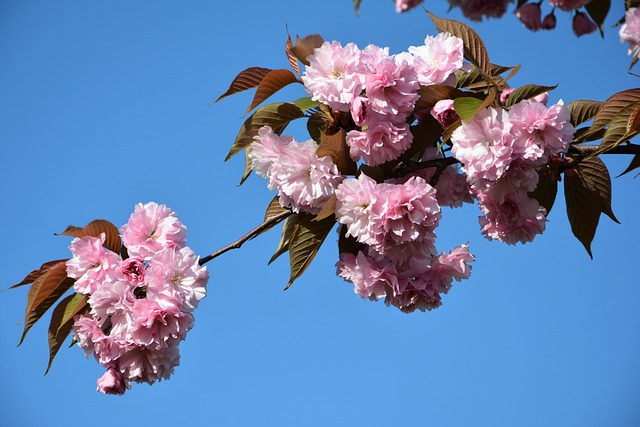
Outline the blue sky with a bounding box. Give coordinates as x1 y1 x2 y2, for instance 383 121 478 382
1 1 639 426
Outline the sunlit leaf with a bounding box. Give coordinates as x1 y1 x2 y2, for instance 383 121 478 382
226 102 305 161
246 69 300 114
589 88 640 133
20 262 75 345
567 100 602 127
314 194 337 222
10 259 69 289
285 29 300 76
290 34 324 66
286 214 336 289
504 84 557 109
57 219 121 254
292 96 319 112
598 101 640 153
216 67 272 103
453 97 484 123
426 11 491 77
317 129 358 175
46 292 88 374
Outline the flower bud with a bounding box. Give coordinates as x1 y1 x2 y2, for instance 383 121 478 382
541 12 557 30
572 11 597 37
515 3 542 31
430 99 459 129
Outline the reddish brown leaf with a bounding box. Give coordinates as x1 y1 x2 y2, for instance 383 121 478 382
249 196 290 240
290 34 324 66
504 84 556 109
338 225 363 256
20 261 75 345
46 292 88 374
617 153 640 177
567 100 602 127
414 85 467 114
285 30 300 75
590 88 640 132
246 69 300 114
598 101 640 154
216 67 272 103
529 164 559 214
10 259 69 289
58 219 121 254
317 129 358 175
269 214 301 265
314 194 337 222
576 156 619 223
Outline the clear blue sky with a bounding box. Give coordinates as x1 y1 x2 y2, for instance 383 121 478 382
1 1 639 426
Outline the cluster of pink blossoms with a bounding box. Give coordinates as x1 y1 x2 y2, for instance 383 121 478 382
67 202 208 395
450 93 574 244
620 8 640 61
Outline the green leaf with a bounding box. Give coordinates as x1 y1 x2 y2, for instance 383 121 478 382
354 0 362 15
453 97 485 122
529 164 559 215
414 85 467 114
292 96 319 112
46 292 88 374
426 11 491 78
317 129 357 175
246 69 300 114
567 100 602 127
225 102 305 161
10 259 69 289
20 261 75 345
504 84 557 109
57 219 121 254
617 153 640 177
598 101 640 153
290 34 324 66
286 214 336 289
216 67 272 103
585 0 611 37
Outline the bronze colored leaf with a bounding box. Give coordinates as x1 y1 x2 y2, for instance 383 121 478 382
226 102 305 161
406 116 442 158
338 225 363 256
269 214 301 265
617 153 640 177
504 84 557 109
290 34 324 66
46 292 88 374
456 64 516 92
20 261 75 345
216 67 272 103
529 164 559 214
414 85 467 114
239 147 253 185
58 219 121 254
585 0 611 37
354 0 362 15
249 196 290 240
286 214 336 289
246 69 300 114
598 101 640 153
307 111 325 144
567 100 602 127
10 259 69 289
317 129 358 175
575 156 619 223
285 30 300 76
589 88 640 133
572 126 606 144
314 194 337 222
426 11 491 77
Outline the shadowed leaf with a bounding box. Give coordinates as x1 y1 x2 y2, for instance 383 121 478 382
10 259 69 289
338 225 363 256
414 85 467 114
249 196 290 240
46 292 88 374
529 164 559 214
567 100 602 127
407 116 442 158
426 11 491 77
618 154 640 177
226 102 305 161
290 34 324 66
216 67 272 103
20 262 75 345
307 111 325 144
585 0 611 37
246 69 300 114
238 148 253 186
58 219 121 254
269 214 301 265
354 0 362 14
286 214 336 289
285 30 300 75
576 156 618 223
505 84 557 109
317 129 357 175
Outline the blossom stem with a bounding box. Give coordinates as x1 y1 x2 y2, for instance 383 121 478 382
199 210 292 266
384 156 459 180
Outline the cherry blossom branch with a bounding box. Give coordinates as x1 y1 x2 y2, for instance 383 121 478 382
384 156 460 181
569 142 640 157
199 210 292 266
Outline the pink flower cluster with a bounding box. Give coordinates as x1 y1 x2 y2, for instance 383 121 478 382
334 174 474 313
620 8 640 61
67 202 208 395
451 97 574 244
514 1 598 36
302 33 464 166
249 126 344 214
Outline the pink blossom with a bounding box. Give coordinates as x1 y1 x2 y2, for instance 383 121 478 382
248 126 294 178
335 174 385 248
500 88 515 105
431 99 459 129
395 0 423 13
302 41 365 111
337 251 399 300
409 32 464 86
88 279 137 337
73 315 126 365
120 257 146 284
120 202 187 259
549 0 591 12
97 367 127 395
447 0 512 22
432 165 475 208
620 8 640 60
450 107 514 189
116 345 180 385
66 234 121 295
129 299 194 351
515 3 543 31
477 190 547 244
572 11 598 37
346 114 413 166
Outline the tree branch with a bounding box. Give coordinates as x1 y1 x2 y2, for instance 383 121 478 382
199 210 292 266
384 156 460 180
569 142 640 156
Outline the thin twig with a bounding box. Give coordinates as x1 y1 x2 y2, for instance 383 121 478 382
199 210 292 266
384 156 460 180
